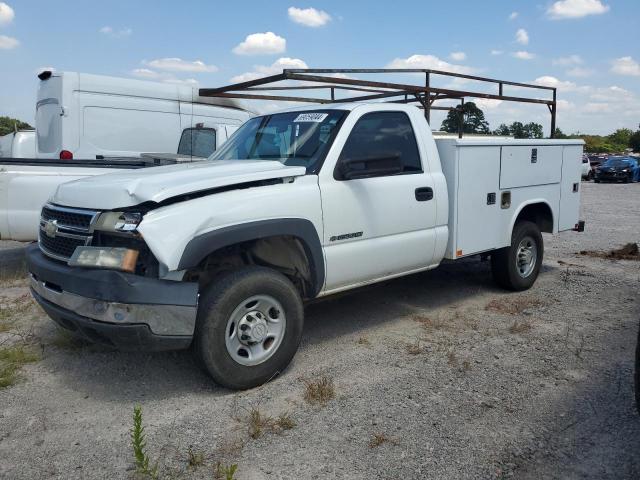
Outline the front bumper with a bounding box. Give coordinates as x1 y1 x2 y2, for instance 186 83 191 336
26 244 199 351
596 171 630 181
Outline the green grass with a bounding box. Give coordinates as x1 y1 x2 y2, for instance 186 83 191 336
131 405 158 478
0 345 40 388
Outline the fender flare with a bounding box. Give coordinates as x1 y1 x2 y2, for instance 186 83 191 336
509 199 556 237
177 218 325 297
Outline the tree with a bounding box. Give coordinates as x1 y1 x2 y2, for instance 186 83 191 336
441 102 490 135
630 130 640 152
553 127 568 139
607 128 632 149
0 116 32 136
493 121 544 139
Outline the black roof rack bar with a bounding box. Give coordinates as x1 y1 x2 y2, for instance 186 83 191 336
199 68 557 137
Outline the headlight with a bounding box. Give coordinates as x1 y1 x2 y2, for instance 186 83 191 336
68 247 139 272
94 211 142 232
622 169 629 173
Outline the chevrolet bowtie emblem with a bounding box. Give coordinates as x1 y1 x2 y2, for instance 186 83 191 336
44 219 58 238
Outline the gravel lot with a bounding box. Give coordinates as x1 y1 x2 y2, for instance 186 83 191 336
0 181 639 479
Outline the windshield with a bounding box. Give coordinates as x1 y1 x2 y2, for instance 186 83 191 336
603 158 632 167
210 110 347 172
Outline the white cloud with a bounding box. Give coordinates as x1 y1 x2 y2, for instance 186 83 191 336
99 26 132 38
589 85 633 102
475 98 503 109
512 51 535 60
230 57 308 83
131 68 162 79
491 49 504 56
552 55 583 66
144 58 218 73
288 7 331 27
449 51 466 61
611 56 640 76
533 75 577 90
232 32 286 55
566 67 593 77
509 11 518 20
547 0 610 20
0 34 18 49
583 102 610 113
515 28 529 45
386 54 476 74
0 2 14 25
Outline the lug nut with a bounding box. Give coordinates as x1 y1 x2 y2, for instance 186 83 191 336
240 324 249 331
241 335 249 341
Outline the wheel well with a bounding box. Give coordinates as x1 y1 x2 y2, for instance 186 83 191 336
184 235 315 298
515 203 553 233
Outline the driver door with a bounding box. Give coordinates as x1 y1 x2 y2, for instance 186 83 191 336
319 110 439 292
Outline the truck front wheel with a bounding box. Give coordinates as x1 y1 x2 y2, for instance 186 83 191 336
194 267 304 390
491 221 543 291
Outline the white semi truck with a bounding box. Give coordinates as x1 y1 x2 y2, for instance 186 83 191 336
26 97 584 389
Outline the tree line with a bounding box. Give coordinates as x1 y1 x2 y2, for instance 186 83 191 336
440 102 639 154
0 116 33 136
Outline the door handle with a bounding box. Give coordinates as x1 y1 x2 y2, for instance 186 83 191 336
415 187 433 202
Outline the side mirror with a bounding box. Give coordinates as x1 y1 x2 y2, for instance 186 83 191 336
337 152 403 180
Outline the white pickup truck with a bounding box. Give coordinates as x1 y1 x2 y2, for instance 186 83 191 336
26 103 584 389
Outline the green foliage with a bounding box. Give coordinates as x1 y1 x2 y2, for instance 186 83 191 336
0 116 32 136
215 462 238 480
494 121 544 139
441 102 491 134
0 345 40 389
131 405 157 478
608 128 633 147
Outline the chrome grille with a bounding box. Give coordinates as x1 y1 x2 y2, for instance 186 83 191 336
38 204 99 261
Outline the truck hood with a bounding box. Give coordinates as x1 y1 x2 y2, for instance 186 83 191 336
52 160 306 209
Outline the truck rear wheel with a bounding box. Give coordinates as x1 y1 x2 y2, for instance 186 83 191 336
193 267 304 390
491 221 543 291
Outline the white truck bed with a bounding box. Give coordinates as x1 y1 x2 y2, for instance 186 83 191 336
435 138 584 260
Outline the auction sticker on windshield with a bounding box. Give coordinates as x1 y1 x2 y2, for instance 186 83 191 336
294 113 329 123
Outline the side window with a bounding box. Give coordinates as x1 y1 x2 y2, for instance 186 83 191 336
337 111 422 178
177 128 217 158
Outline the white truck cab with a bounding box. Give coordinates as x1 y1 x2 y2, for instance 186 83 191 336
26 102 584 389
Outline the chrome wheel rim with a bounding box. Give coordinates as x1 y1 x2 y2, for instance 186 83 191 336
225 295 286 366
516 236 537 278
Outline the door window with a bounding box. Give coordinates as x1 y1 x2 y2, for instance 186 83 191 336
336 111 422 178
178 128 217 158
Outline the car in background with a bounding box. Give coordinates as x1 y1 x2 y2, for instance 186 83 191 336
594 156 640 183
581 154 593 180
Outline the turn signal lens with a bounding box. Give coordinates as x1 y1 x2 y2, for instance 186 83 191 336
68 247 139 273
59 150 73 160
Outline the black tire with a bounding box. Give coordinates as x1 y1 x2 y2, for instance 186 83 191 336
594 178 600 183
193 266 304 390
491 221 543 291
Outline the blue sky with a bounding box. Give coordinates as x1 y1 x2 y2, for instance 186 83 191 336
1 0 638 135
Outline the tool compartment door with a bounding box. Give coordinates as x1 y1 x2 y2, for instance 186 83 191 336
456 146 502 256
500 146 562 189
558 145 582 231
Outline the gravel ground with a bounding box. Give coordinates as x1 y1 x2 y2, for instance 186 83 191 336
0 181 639 479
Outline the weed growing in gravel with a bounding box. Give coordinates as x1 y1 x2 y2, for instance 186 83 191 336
485 297 542 315
357 336 371 347
245 408 296 439
405 341 422 355
187 446 204 470
0 344 40 388
214 462 238 480
368 433 398 448
0 294 33 324
413 314 447 330
302 375 335 406
0 262 27 287
447 351 458 367
131 405 158 478
508 320 532 334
